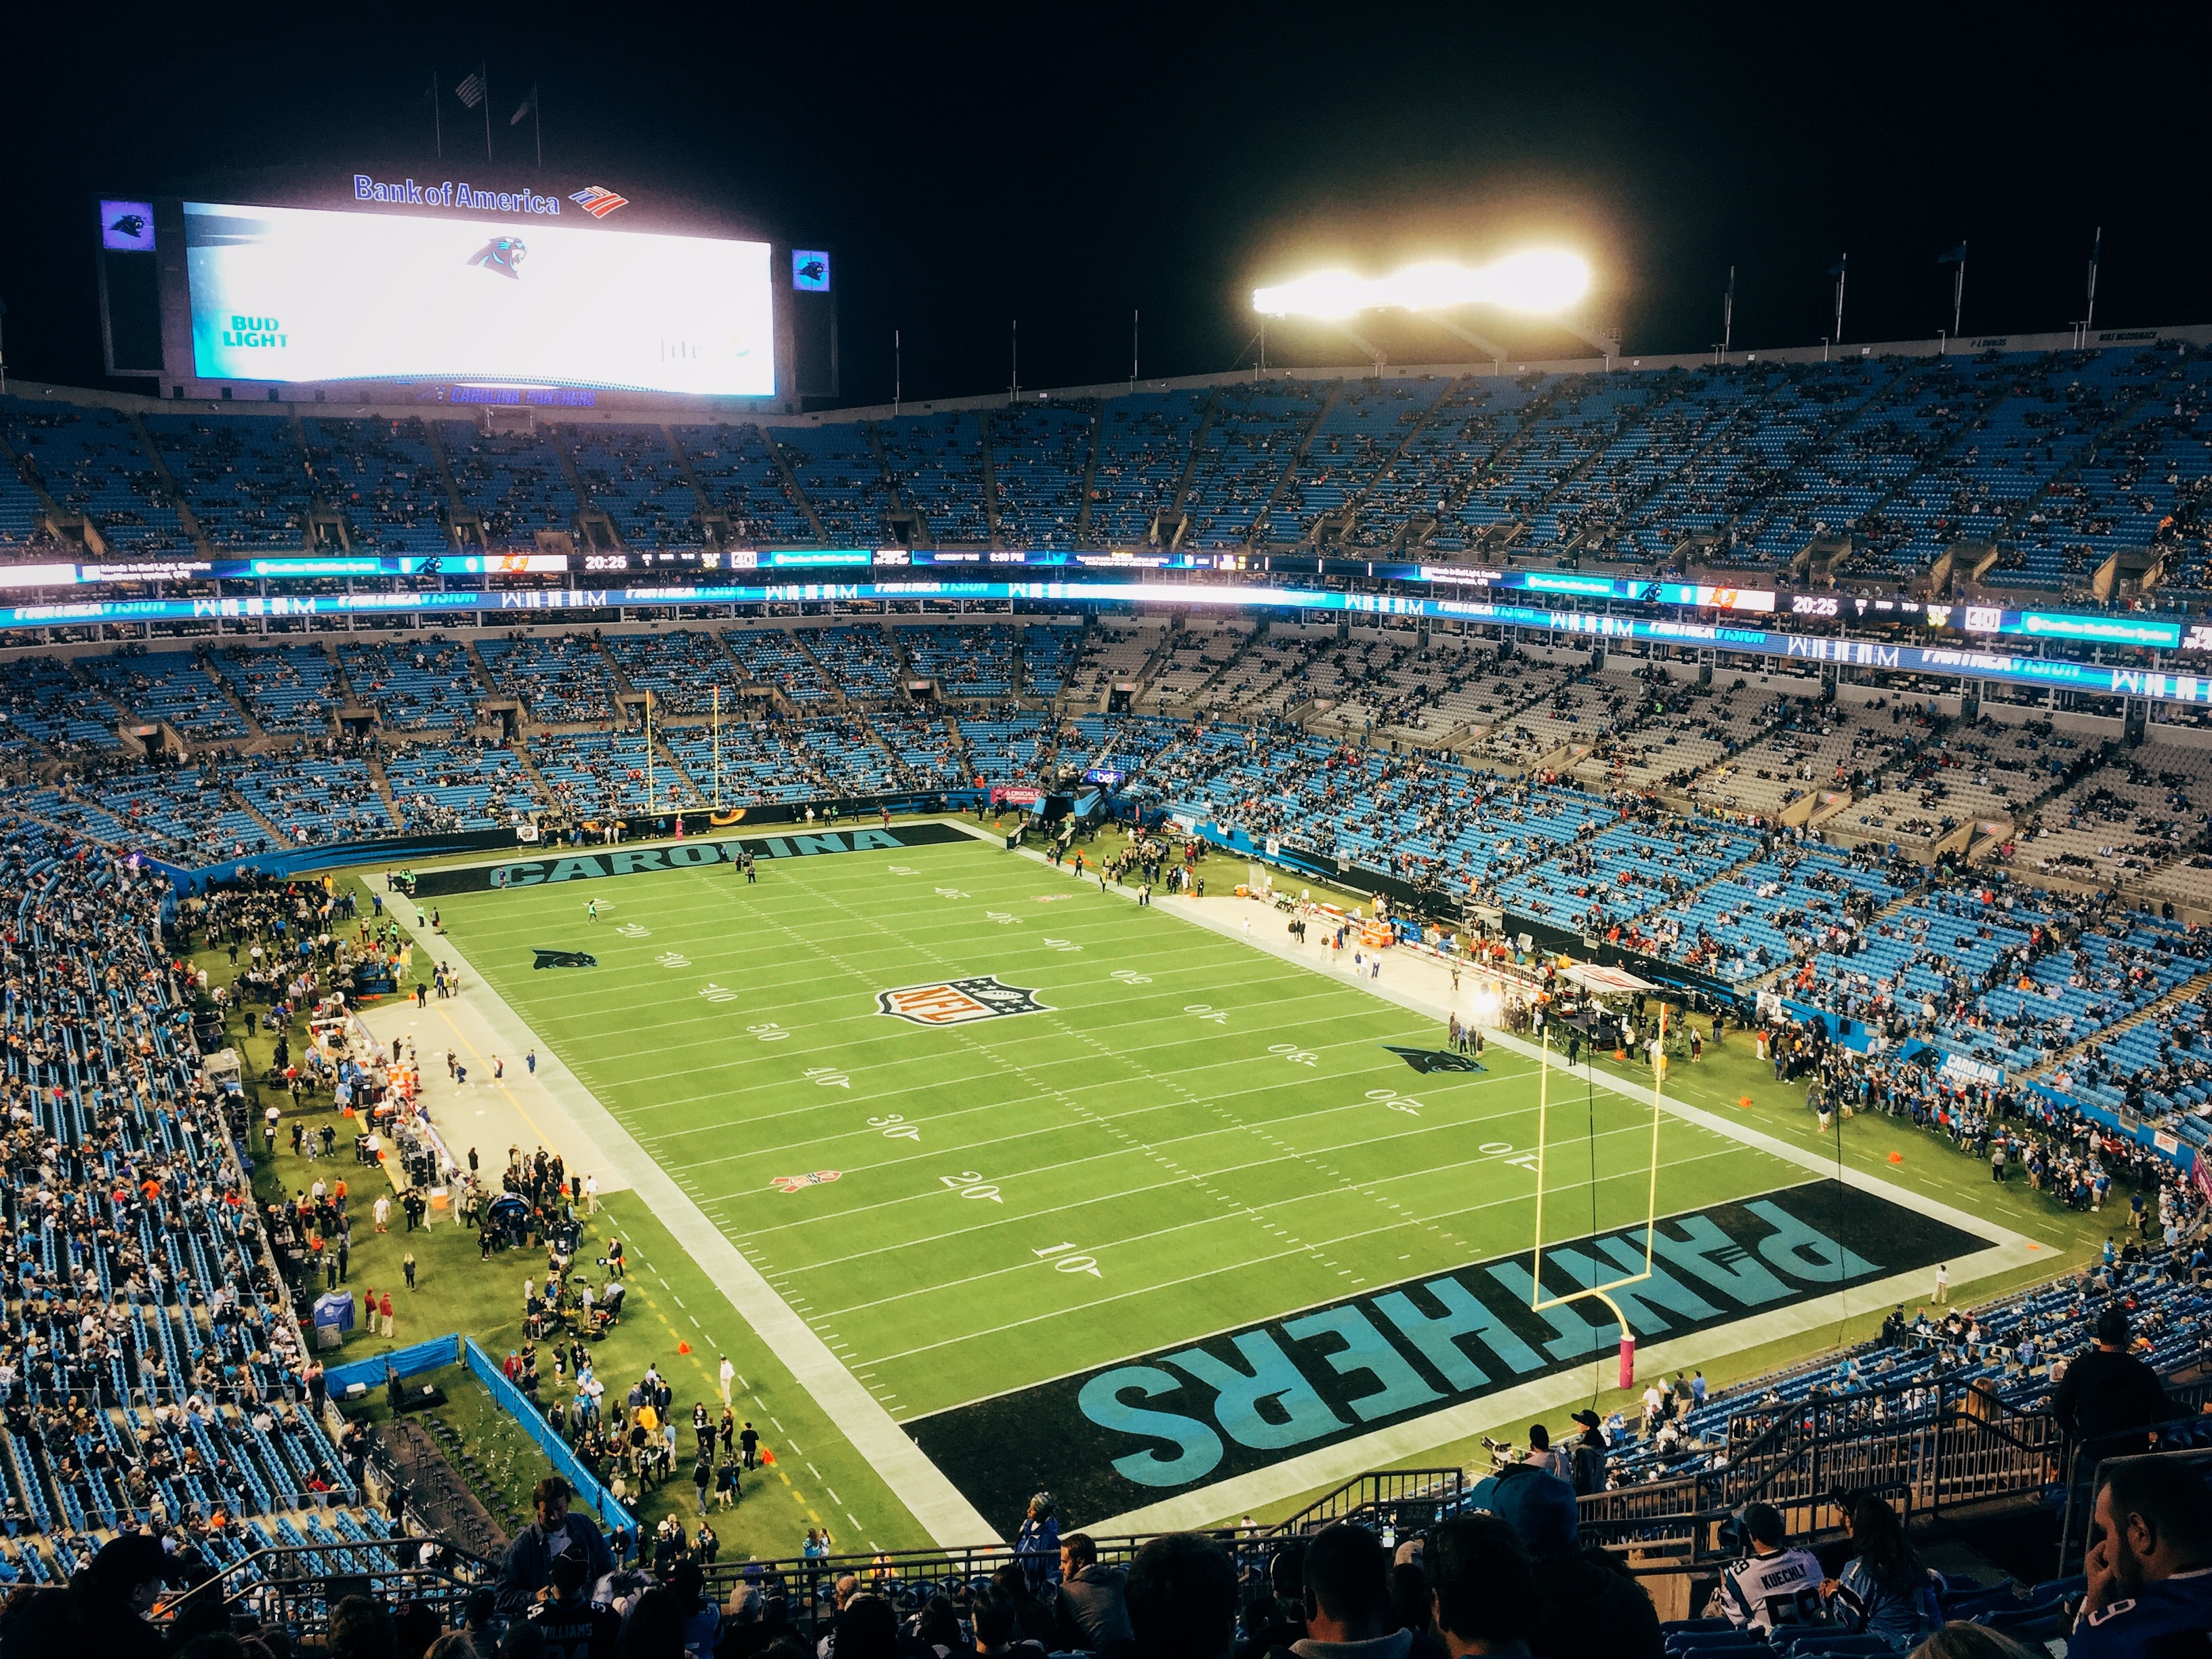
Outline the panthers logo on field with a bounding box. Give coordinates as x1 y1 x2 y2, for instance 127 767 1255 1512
877 975 1050 1027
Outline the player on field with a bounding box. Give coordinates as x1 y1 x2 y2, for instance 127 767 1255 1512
586 899 598 923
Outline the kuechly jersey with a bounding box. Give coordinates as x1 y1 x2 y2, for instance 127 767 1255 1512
1721 1547 1829 1631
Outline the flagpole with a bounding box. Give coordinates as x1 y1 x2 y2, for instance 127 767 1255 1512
482 60 492 163
2086 228 2101 331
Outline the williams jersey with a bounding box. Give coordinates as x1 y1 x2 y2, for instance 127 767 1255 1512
1721 1547 1829 1633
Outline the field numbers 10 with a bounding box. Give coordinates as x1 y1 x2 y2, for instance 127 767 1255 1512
939 1171 1003 1203
1185 1003 1229 1025
1034 1241 1102 1278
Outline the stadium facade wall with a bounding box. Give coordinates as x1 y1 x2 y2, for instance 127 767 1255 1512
18 321 2212 430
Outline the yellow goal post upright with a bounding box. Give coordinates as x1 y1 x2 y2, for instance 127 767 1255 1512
1528 1006 1668 1390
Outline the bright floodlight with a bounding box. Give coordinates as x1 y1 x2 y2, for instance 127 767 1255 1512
1252 250 1590 318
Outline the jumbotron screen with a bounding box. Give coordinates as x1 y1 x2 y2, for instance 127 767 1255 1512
182 201 775 396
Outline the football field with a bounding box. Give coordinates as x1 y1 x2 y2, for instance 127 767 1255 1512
422 826 1985 1536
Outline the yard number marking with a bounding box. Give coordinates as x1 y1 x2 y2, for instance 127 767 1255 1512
805 1067 851 1090
1365 1087 1422 1116
938 1171 1003 1203
1185 1003 1229 1025
1268 1042 1318 1067
867 1113 921 1141
1033 1241 1101 1278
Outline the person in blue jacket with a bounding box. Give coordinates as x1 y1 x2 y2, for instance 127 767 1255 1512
2072 1455 2212 1657
1015 1490 1062 1592
1821 1494 1940 1651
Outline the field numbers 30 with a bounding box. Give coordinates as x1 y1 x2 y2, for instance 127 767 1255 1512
868 1113 922 1141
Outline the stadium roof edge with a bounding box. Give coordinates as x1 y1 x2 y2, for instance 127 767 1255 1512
12 321 2208 430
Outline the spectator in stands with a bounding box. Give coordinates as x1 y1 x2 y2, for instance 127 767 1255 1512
328 1593 402 1659
1015 1492 1062 1591
527 1550 618 1659
1522 1425 1567 1481
1056 1532 1135 1652
2074 1454 2212 1655
1713 1502 1824 1634
1292 1523 1404 1659
1127 1533 1240 1659
1471 1456 1661 1659
2053 1308 2174 1450
1821 1495 1941 1651
498 1475 615 1614
1425 1513 1539 1658
63 1532 171 1659
1568 1410 1609 1495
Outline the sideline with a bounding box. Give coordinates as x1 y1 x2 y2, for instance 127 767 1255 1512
377 838 1004 1549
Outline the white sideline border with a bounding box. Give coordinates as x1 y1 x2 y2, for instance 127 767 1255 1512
376 823 1007 1548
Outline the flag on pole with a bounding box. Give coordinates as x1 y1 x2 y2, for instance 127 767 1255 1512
1938 243 1967 264
1828 255 1848 276
454 71 485 108
510 84 537 126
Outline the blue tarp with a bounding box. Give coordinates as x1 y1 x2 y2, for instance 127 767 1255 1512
464 1336 635 1536
324 1333 462 1395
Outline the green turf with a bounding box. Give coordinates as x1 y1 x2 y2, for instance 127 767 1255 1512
429 836 1805 1431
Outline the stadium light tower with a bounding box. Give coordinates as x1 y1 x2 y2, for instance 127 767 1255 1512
1251 251 1611 363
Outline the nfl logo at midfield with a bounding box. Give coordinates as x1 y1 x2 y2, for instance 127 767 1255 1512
877 975 1050 1027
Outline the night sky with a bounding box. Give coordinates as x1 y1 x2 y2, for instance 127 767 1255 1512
5 3 2203 405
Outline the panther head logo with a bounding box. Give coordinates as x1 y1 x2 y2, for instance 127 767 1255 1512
108 213 149 241
468 236 527 278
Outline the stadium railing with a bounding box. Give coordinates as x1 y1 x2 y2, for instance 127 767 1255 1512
161 1536 497 1634
1267 1466 1468 1536
1576 1372 2068 1563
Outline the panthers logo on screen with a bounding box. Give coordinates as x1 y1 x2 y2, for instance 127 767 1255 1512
468 236 527 279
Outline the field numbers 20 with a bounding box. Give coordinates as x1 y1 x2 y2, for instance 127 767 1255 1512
939 1171 1003 1203
1365 1087 1422 1116
1034 1241 1102 1278
1110 970 1151 985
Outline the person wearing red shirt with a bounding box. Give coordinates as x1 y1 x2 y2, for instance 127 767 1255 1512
380 1291 394 1338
